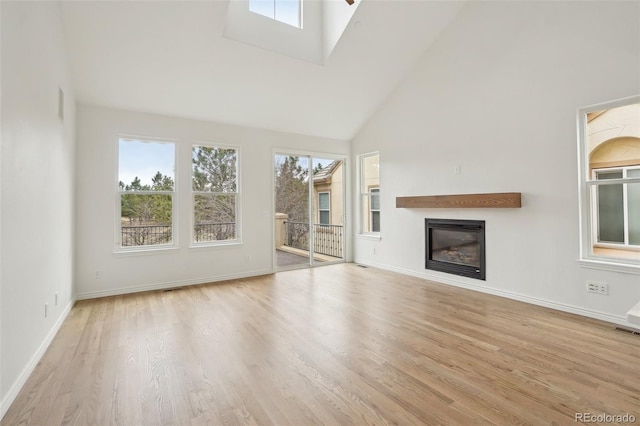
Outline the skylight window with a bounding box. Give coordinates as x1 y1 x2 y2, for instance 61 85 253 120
225 0 359 64
249 0 302 28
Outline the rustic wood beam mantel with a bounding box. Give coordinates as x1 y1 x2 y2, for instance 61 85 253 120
396 192 522 209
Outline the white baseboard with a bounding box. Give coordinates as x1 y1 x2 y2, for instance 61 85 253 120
356 259 639 330
0 299 75 420
627 301 640 325
76 268 274 300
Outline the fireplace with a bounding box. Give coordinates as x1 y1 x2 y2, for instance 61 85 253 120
425 218 485 280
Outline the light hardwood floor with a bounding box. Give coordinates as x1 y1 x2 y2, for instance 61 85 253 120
3 264 639 425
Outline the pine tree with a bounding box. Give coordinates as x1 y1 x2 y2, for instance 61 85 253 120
192 147 237 229
275 156 309 222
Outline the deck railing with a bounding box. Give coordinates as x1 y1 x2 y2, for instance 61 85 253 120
194 222 236 242
121 224 172 247
121 221 340 255
285 222 343 258
121 222 236 246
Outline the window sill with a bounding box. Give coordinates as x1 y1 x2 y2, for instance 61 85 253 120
357 233 381 241
577 258 640 275
189 240 243 250
114 246 180 257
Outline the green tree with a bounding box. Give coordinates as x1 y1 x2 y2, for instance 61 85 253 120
275 156 308 222
192 147 237 236
192 147 237 192
124 176 150 191
149 171 173 224
151 171 174 191
120 172 174 225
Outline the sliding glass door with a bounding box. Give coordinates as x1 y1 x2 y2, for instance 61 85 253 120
274 153 345 270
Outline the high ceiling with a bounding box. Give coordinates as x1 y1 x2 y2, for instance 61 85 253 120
60 0 464 140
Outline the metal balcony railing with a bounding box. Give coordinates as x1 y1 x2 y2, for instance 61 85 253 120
121 222 236 246
121 221 340 255
285 221 343 258
194 222 236 242
121 224 172 247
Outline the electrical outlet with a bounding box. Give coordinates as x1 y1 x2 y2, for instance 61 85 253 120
95 271 101 280
55 292 58 306
44 303 48 318
586 281 608 295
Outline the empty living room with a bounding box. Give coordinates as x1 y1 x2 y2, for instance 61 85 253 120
1 0 639 425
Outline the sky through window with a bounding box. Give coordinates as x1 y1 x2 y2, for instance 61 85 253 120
249 0 301 28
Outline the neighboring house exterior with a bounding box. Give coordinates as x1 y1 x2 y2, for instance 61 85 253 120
312 160 344 226
587 103 640 260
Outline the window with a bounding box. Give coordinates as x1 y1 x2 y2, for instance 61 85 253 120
593 167 640 246
117 138 175 249
359 152 380 234
318 192 330 225
192 144 239 244
370 187 380 232
578 95 640 270
249 0 301 28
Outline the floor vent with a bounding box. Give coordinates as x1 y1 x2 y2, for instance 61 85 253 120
163 287 183 292
615 326 640 336
358 264 368 268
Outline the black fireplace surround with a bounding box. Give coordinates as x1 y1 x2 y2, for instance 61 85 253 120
425 218 485 280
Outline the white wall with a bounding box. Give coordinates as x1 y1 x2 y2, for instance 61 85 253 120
322 0 359 60
75 104 350 299
352 1 640 326
1 1 76 416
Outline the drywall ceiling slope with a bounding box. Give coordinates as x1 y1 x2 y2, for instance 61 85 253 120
60 1 464 140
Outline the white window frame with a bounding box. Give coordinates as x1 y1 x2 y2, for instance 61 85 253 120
318 191 330 225
191 143 241 247
592 166 640 249
577 95 640 273
358 152 381 237
115 137 177 253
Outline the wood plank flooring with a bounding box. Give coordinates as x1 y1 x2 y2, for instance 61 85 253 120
3 264 639 425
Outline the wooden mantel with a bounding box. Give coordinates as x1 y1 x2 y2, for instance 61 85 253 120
396 192 522 209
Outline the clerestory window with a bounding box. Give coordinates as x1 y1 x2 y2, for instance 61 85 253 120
249 0 302 28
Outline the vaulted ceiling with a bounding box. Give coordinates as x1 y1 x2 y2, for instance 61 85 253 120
60 0 465 140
